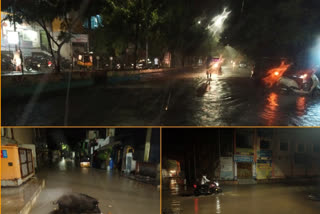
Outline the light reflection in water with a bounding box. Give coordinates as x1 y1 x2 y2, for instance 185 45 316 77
262 92 279 125
169 179 179 196
171 199 182 214
296 96 306 116
194 198 199 214
58 158 66 171
216 196 221 214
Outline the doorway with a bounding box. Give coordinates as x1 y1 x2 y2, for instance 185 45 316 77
237 162 252 178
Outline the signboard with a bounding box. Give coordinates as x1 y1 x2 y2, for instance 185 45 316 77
258 150 272 160
234 155 253 162
71 34 88 43
220 157 233 179
235 148 254 155
256 160 272 179
1 150 8 158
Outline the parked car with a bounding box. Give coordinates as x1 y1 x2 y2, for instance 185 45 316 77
239 61 248 68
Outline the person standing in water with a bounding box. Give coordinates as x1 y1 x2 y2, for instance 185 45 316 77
206 56 212 79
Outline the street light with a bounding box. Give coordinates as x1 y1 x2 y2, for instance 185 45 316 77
208 8 231 35
198 20 201 24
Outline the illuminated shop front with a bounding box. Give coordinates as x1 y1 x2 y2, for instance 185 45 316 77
1 12 43 56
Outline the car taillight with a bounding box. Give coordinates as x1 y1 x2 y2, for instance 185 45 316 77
193 184 197 188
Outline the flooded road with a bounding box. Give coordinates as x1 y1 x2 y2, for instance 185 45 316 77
163 179 320 214
30 159 160 214
3 66 320 126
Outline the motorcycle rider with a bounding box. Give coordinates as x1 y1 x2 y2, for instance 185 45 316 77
201 174 210 186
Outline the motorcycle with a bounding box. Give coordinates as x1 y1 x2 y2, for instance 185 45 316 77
25 55 53 71
277 67 320 95
193 181 222 196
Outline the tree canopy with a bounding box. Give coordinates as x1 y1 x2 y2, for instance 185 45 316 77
222 0 320 63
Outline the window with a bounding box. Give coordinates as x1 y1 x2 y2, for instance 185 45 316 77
220 129 233 156
297 143 304 152
236 129 254 148
1 128 5 137
280 141 288 151
314 144 320 153
260 140 270 149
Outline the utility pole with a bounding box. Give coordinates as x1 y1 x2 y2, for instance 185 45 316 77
146 39 149 68
13 0 17 51
193 142 197 180
241 0 245 15
144 128 152 162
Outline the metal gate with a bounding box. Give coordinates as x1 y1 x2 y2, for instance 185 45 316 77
19 148 34 178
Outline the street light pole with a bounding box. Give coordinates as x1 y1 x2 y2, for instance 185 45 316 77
241 0 245 14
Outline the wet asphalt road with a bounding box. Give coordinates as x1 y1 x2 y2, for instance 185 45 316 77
30 159 160 214
163 179 320 214
3 66 320 126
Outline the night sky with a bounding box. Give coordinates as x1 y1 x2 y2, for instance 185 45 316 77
163 128 320 157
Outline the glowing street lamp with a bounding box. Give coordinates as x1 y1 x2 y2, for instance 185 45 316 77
8 31 19 45
208 8 231 35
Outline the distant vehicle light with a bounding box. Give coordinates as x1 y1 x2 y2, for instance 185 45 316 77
193 184 197 188
37 64 41 68
80 161 90 168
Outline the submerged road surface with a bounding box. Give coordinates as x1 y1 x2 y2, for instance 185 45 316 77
30 159 160 214
3 66 320 126
163 179 320 214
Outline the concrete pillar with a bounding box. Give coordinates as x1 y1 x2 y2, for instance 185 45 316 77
144 128 152 162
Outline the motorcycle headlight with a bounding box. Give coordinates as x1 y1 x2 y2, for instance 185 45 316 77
37 64 41 68
299 74 307 79
215 182 219 187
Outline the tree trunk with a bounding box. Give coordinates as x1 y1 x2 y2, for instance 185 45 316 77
56 45 62 73
44 30 57 72
133 23 139 70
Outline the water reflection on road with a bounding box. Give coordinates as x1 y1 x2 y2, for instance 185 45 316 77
163 178 320 214
3 66 320 126
30 158 159 214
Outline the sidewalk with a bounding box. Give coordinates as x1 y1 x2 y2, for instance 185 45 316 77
1 177 45 214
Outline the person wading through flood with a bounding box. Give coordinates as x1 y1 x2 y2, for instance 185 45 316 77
206 55 213 79
13 49 22 72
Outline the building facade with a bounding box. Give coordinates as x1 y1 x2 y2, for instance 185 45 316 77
222 129 320 182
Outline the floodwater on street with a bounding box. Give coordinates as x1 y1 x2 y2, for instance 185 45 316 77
3 66 320 126
162 179 320 214
30 158 160 214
